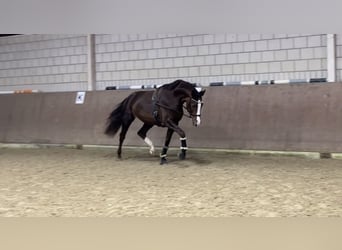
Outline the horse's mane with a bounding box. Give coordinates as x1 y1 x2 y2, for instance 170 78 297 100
161 79 194 91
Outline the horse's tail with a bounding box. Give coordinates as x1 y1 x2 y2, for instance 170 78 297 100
104 96 131 137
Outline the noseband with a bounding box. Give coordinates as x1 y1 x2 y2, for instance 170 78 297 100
183 98 203 119
152 89 203 121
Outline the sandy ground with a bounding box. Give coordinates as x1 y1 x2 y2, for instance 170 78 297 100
0 147 341 217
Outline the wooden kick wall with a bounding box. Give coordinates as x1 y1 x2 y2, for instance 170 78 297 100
1 83 342 153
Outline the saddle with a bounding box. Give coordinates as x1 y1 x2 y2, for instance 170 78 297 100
152 86 183 126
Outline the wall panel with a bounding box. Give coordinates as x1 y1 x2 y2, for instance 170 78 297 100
1 83 342 153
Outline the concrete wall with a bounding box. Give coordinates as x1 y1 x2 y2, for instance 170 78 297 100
0 35 88 92
95 34 327 89
335 35 342 81
0 34 331 92
1 83 342 153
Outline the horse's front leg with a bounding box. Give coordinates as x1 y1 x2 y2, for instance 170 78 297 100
179 136 187 160
160 128 174 165
165 120 187 161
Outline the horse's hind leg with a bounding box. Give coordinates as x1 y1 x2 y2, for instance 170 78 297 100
117 115 135 158
137 123 154 155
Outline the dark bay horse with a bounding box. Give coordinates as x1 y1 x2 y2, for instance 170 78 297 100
105 79 205 164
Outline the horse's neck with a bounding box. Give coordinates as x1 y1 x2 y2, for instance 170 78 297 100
164 80 185 90
155 87 187 109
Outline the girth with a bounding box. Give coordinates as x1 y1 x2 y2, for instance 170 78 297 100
152 90 163 126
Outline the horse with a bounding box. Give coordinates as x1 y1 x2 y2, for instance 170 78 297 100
104 79 206 165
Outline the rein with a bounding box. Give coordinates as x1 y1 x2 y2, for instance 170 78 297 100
155 101 180 114
154 98 201 119
152 90 202 120
182 99 203 119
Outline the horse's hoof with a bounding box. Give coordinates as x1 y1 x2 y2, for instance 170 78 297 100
160 158 168 165
178 152 186 160
149 148 155 155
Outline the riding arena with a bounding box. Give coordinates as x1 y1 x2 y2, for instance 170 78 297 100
0 34 341 217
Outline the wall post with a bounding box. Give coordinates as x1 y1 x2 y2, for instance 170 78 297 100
327 34 336 82
87 34 96 91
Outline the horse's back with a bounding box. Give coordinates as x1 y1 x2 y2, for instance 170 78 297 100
130 90 153 104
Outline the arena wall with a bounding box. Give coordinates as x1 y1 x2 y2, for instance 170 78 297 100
1 82 342 153
0 34 330 92
0 35 88 92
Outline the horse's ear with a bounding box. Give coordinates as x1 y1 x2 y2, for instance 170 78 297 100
200 89 206 96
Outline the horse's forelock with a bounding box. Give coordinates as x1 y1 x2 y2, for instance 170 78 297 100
191 89 200 100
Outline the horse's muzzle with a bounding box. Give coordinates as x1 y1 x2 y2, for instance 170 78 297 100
192 115 201 126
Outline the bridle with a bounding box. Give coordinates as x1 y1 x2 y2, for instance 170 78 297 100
182 98 203 120
152 89 203 121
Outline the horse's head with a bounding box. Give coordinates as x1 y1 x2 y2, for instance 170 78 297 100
174 85 205 126
188 87 205 126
